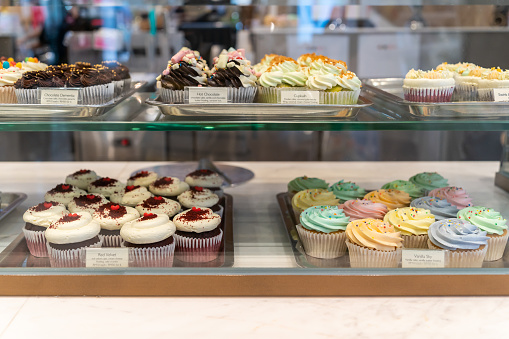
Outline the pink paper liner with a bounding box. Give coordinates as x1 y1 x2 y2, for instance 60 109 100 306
123 240 175 267
484 232 509 261
174 229 223 262
0 87 17 103
296 224 347 259
346 240 402 268
401 234 428 249
427 240 487 268
99 234 123 248
403 86 454 103
47 238 103 268
22 228 48 258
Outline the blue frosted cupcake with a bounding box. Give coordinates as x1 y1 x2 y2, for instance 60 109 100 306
411 197 458 221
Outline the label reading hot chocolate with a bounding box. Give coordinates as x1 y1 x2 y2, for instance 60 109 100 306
279 90 319 104
40 89 80 105
493 89 509 102
402 249 445 268
186 87 228 104
86 248 129 268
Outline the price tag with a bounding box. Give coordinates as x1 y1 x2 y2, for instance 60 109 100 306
279 90 319 104
493 88 509 102
187 87 228 104
86 248 129 268
40 89 80 105
402 249 445 268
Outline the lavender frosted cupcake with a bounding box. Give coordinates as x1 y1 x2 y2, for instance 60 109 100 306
411 196 459 221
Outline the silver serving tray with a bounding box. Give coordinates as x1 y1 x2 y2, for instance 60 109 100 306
145 96 372 120
0 81 146 119
0 192 27 222
364 78 509 119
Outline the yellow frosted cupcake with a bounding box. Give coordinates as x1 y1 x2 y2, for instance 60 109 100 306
364 189 410 210
384 207 435 248
291 189 339 219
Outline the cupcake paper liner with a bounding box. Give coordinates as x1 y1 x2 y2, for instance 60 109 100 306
15 88 38 104
320 89 360 105
484 231 509 261
478 88 496 102
453 82 478 102
227 86 257 103
99 234 123 248
22 228 48 258
346 240 402 268
80 83 114 105
124 241 175 267
123 78 132 94
258 87 278 103
403 86 454 103
113 80 123 98
296 224 347 259
47 238 103 268
160 88 185 104
427 240 487 268
0 86 17 103
174 229 223 263
402 234 428 249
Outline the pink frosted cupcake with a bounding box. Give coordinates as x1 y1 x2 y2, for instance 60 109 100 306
403 69 455 102
93 202 140 247
428 186 473 209
339 199 388 221
22 201 67 257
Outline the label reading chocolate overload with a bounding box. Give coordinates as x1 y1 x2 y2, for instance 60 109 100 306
40 89 80 105
187 87 228 104
86 248 129 268
493 88 509 102
279 90 319 104
402 249 445 268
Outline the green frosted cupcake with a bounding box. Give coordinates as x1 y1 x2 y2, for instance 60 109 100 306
409 172 448 192
382 180 423 199
328 180 366 203
287 176 328 198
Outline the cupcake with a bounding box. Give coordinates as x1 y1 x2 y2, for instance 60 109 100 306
110 185 152 207
458 206 508 261
87 177 125 198
411 196 459 221
328 180 366 203
452 65 486 101
65 169 99 190
135 196 181 219
177 187 222 217
428 186 473 209
22 201 67 257
384 207 435 248
287 175 328 199
258 56 307 103
0 61 23 103
120 213 176 267
291 189 339 219
427 218 488 267
173 207 223 262
13 70 39 103
44 184 86 207
68 194 109 214
149 177 190 200
184 170 224 197
345 218 403 268
45 212 102 267
363 189 410 210
338 199 388 221
93 202 140 247
409 172 449 192
381 180 423 199
101 60 131 96
478 68 509 101
253 53 278 74
126 170 158 187
20 57 48 72
296 205 350 259
403 69 455 102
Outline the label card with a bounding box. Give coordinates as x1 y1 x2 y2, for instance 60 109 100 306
402 249 445 268
40 89 80 105
86 248 129 268
493 88 509 102
279 90 319 104
187 87 228 104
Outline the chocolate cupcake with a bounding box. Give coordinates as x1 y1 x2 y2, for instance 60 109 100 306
44 183 86 207
177 187 222 217
93 202 140 247
110 185 152 207
149 176 189 200
102 60 131 95
135 196 181 219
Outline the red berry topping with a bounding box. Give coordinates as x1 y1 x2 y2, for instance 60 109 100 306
154 196 163 200
86 194 95 199
144 213 154 217
61 184 70 190
194 186 203 192
164 177 173 182
127 185 135 191
140 171 148 175
111 205 120 210
104 177 111 181
192 207 202 212
78 169 90 174
43 202 53 209
69 213 78 217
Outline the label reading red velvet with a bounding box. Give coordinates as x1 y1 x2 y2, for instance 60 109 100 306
493 89 509 102
86 248 128 268
40 89 79 105
186 87 228 104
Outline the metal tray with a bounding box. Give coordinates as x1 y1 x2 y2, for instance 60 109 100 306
364 78 509 119
0 81 146 119
0 192 27 223
0 194 234 268
145 96 372 120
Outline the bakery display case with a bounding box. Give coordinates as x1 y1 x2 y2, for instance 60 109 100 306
1 1 509 296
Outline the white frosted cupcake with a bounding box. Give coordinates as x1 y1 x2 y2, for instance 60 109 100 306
184 170 224 197
93 202 140 247
177 187 222 217
87 177 125 198
149 177 190 200
65 169 99 190
383 207 435 248
403 69 455 102
135 196 182 219
44 184 86 207
126 170 158 187
68 194 109 214
0 64 23 103
478 68 509 101
110 185 152 207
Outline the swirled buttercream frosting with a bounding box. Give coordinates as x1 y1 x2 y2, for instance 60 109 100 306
409 172 448 191
381 180 423 199
363 189 410 210
428 218 488 250
457 206 507 235
45 212 100 244
292 189 339 212
328 180 366 202
410 197 458 221
338 199 388 221
177 187 219 209
120 213 176 244
299 205 350 233
383 207 435 236
346 218 403 251
23 201 67 227
173 207 221 233
288 176 328 192
428 186 472 209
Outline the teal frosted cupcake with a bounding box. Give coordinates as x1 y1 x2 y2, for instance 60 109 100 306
409 172 448 192
296 205 350 259
328 180 366 203
382 180 423 199
287 176 328 198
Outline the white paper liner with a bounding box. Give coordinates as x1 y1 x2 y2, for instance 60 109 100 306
113 80 123 98
22 227 48 257
478 88 495 102
346 240 402 268
99 234 123 248
0 86 17 103
403 86 454 103
401 234 428 249
427 239 487 268
174 229 223 262
320 89 360 105
123 78 132 94
160 88 185 103
296 224 347 258
123 240 175 267
453 82 478 102
15 88 38 104
47 238 103 267
484 232 509 261
80 83 114 105
258 87 278 103
227 86 257 103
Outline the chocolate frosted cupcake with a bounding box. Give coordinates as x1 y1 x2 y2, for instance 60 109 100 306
126 170 158 187
44 183 86 207
68 193 109 214
65 169 99 190
135 196 182 219
149 176 190 200
110 185 152 207
184 170 224 197
88 177 125 198
177 187 222 217
22 201 68 257
173 207 223 262
101 60 131 96
45 212 102 267
13 70 39 103
93 202 140 247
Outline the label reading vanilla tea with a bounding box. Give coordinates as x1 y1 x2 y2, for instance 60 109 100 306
402 249 445 268
186 87 228 104
40 89 80 105
279 90 319 104
86 248 129 268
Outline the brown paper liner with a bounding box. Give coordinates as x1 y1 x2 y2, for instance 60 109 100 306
174 229 223 262
484 230 509 261
427 240 487 267
296 224 347 259
346 240 401 268
401 234 428 249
